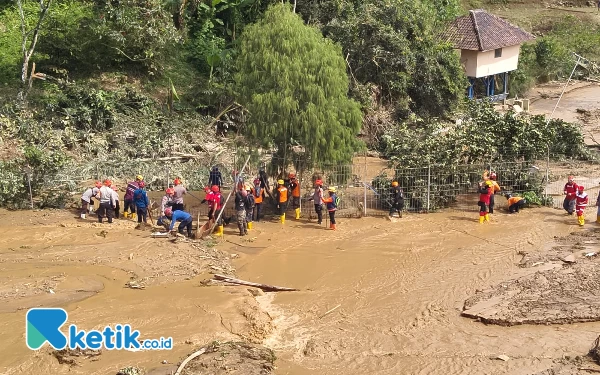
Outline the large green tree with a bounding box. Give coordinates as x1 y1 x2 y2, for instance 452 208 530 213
235 4 362 167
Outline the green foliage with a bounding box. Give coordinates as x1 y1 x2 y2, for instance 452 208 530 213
380 100 591 168
235 4 363 168
297 0 466 118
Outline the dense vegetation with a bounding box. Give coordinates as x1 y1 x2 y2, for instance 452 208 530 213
0 0 596 208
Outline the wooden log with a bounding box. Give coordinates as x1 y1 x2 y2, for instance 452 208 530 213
213 274 299 292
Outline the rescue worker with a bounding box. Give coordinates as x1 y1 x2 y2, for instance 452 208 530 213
505 193 526 213
488 172 501 214
80 181 101 219
206 185 219 220
288 173 301 220
322 186 338 230
273 179 288 224
111 184 120 219
308 179 324 224
389 181 404 218
477 181 492 224
251 178 265 222
596 186 600 224
165 208 193 238
157 188 175 227
97 179 116 224
208 166 223 190
258 164 270 192
124 175 143 220
576 185 588 226
563 175 578 215
134 181 150 224
234 188 248 236
172 178 186 211
244 185 255 230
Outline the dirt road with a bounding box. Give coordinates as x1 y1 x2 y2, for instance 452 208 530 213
1 202 599 374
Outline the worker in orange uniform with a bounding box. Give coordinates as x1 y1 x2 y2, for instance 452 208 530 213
251 178 265 222
322 186 339 230
504 193 526 213
273 179 288 224
488 172 501 214
288 173 301 220
576 185 588 226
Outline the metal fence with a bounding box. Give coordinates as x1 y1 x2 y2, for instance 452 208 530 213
9 150 600 218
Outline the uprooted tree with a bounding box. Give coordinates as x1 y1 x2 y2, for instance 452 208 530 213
234 4 363 169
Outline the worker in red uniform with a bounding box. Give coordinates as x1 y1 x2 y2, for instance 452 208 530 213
477 181 492 224
576 185 588 226
563 175 578 215
288 173 301 220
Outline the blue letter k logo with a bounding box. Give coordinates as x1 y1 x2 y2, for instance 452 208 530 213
26 308 68 350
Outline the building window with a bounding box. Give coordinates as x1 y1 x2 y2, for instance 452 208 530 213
494 48 502 58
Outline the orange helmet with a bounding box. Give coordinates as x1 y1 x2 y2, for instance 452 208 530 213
166 188 175 195
391 181 399 187
315 179 322 186
103 179 112 186
95 181 102 188
211 185 219 192
174 178 181 185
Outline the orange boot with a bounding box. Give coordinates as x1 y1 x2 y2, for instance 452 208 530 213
331 224 336 230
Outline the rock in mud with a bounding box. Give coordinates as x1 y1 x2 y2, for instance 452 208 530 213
178 341 276 375
52 348 102 366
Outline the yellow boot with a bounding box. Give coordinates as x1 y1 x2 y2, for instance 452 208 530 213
596 215 600 224
215 225 224 236
123 212 129 219
131 212 137 221
579 216 585 226
247 222 253 230
485 213 490 222
280 214 285 224
479 215 484 224
295 208 300 220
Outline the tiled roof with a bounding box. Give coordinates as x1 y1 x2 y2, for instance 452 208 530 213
442 9 535 51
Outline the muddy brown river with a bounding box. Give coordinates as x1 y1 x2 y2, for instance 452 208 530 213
0 205 599 374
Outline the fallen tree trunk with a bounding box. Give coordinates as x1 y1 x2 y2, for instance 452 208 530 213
213 274 299 292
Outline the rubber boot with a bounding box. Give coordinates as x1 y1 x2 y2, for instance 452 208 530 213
579 216 585 226
295 208 300 220
484 213 490 222
596 215 600 224
247 222 253 230
215 225 224 236
331 224 336 230
80 213 86 219
280 214 285 224
238 223 245 236
479 215 484 224
123 212 129 219
131 212 137 221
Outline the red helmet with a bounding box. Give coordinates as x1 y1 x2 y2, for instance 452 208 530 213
174 178 181 185
254 178 260 185
138 181 146 188
211 185 219 192
289 172 296 179
490 172 497 180
95 181 102 188
164 208 172 216
103 179 112 186
203 186 210 193
315 179 322 186
578 185 585 191
166 188 175 195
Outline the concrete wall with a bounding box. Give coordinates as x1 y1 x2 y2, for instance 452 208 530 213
460 44 521 78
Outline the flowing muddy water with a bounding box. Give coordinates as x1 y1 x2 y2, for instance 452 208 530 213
230 207 600 374
1 202 599 374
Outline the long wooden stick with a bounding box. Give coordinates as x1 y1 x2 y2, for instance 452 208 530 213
319 304 341 319
213 274 298 292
